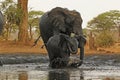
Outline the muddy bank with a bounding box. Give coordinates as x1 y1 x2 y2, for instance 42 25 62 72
0 53 120 67
0 54 48 65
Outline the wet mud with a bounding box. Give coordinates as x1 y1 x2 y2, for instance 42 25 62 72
0 53 120 80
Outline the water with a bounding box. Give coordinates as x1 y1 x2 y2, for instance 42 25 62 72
0 54 120 80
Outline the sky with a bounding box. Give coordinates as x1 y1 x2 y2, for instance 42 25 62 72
28 0 120 28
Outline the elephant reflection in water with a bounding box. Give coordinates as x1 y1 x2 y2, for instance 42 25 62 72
39 7 86 68
48 70 84 80
48 70 70 80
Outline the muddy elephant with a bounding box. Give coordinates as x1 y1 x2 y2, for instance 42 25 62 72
39 7 86 68
0 11 4 34
47 33 78 68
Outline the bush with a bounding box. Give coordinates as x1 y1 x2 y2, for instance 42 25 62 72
96 32 114 47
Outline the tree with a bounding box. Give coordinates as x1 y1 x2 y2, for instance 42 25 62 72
88 10 120 35
95 32 114 47
0 0 18 40
17 0 29 43
111 10 120 41
87 10 120 47
28 10 44 40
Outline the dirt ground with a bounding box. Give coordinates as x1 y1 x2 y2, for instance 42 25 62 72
0 40 120 55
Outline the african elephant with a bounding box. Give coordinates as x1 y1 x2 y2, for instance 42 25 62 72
0 11 4 34
46 33 78 68
39 7 86 68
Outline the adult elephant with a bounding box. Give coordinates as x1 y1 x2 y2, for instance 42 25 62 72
47 33 78 68
0 11 4 34
39 7 86 68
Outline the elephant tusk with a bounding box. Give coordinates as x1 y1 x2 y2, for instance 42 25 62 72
67 42 77 54
70 33 75 37
67 43 74 53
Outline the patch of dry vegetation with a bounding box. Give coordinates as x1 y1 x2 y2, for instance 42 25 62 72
0 40 120 55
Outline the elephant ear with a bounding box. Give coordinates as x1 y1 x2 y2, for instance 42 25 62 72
65 14 75 25
48 7 67 33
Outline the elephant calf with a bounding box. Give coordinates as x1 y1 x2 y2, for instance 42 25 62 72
46 33 78 68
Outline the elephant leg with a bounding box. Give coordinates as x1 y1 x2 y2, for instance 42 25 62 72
53 57 69 68
49 52 70 68
48 52 55 68
0 60 3 66
71 47 84 67
69 48 84 68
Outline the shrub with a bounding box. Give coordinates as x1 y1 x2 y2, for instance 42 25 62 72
95 32 114 47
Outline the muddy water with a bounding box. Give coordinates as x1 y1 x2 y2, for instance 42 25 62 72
0 54 120 80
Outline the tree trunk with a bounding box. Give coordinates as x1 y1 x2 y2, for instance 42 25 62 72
6 27 9 40
29 24 33 40
89 31 96 50
18 0 29 43
118 25 120 42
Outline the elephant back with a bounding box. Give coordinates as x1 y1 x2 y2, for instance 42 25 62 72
39 12 54 43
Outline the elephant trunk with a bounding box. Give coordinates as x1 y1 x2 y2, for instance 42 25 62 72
67 42 78 54
68 35 86 67
67 37 78 54
78 35 86 61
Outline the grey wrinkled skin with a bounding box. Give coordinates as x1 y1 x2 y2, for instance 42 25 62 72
0 11 4 34
39 7 86 68
46 34 78 68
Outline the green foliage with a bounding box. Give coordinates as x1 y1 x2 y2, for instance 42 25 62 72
96 32 114 47
0 0 19 40
82 28 88 37
87 10 120 47
0 0 20 26
28 10 44 28
0 0 44 40
87 10 120 32
28 10 44 38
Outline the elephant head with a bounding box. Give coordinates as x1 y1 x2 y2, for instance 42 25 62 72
46 33 78 68
0 11 4 34
48 7 83 35
59 33 78 54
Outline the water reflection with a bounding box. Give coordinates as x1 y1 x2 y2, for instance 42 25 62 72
0 69 120 80
48 69 84 80
70 69 84 80
19 71 28 80
0 71 28 80
0 69 84 80
48 70 70 80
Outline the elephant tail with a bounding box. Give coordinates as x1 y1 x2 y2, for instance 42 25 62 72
32 35 41 47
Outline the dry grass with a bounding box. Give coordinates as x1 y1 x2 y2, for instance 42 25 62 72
0 40 120 55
